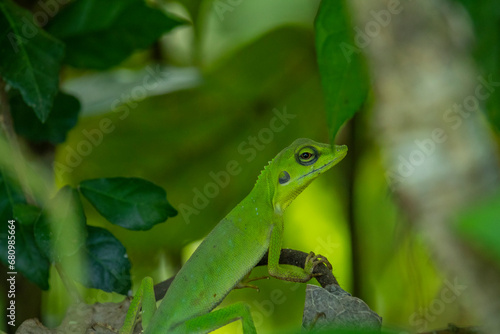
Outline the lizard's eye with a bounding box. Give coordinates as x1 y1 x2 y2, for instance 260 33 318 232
300 152 312 160
296 146 318 166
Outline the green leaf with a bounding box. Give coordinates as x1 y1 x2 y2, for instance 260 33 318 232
455 192 500 264
0 0 65 123
74 226 131 294
453 0 500 131
34 186 88 262
0 170 23 223
10 91 81 144
15 223 51 290
79 177 177 231
315 0 368 140
0 171 50 290
47 0 186 70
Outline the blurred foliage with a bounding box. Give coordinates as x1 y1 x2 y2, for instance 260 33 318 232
0 171 50 290
455 192 500 264
33 186 87 263
0 0 499 333
10 91 80 144
454 0 500 131
46 0 186 69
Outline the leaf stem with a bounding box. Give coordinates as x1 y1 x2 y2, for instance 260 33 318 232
55 262 83 304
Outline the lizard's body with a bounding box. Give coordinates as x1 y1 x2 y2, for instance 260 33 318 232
158 198 273 331
121 138 347 334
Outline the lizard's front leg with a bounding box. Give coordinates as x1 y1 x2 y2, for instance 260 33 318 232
267 221 330 283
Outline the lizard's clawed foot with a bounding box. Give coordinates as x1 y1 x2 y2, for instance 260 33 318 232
235 273 269 292
304 252 332 275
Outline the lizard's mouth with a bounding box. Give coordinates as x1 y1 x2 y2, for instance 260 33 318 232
296 158 337 181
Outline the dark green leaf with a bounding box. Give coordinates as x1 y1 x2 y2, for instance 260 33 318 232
453 0 500 131
315 0 368 140
15 223 51 290
46 0 138 38
72 226 131 294
47 0 186 69
13 203 41 225
0 0 65 122
34 186 88 262
455 192 500 264
0 171 49 289
0 170 23 224
79 177 177 230
10 91 81 144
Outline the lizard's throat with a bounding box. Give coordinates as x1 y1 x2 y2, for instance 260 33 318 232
273 183 309 215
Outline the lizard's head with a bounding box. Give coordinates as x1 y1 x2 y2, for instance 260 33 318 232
269 138 347 214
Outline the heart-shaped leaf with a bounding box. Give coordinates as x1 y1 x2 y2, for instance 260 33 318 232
79 177 177 230
73 226 131 294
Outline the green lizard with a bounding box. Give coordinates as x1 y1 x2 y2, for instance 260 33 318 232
120 138 347 334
